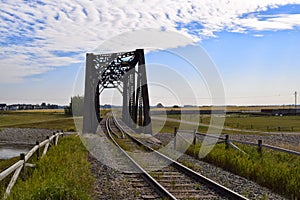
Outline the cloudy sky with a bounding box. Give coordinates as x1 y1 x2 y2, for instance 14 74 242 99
1 0 300 106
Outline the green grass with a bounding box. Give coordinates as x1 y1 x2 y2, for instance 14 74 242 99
224 114 300 132
5 118 76 131
0 110 112 131
0 157 19 173
186 143 300 199
100 109 112 118
163 113 300 132
0 157 20 197
6 135 94 200
0 111 76 131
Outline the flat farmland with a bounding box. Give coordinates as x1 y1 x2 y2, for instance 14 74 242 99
151 105 296 112
162 114 300 133
0 110 75 131
152 105 300 133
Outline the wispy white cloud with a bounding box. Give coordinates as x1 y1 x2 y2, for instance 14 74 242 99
1 0 300 83
253 34 264 37
239 14 300 31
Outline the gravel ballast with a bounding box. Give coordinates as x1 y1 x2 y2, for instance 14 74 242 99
2 127 296 199
153 132 292 200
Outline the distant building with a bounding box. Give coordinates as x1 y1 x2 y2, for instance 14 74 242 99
0 104 7 110
1 103 60 111
261 108 300 116
8 105 19 110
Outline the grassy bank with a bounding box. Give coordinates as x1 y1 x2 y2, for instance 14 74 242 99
186 143 300 199
5 136 94 200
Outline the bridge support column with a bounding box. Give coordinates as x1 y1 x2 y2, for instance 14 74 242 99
83 53 99 133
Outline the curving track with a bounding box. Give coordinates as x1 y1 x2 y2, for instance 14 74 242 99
104 116 249 200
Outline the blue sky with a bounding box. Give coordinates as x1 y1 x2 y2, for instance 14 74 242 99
1 1 300 106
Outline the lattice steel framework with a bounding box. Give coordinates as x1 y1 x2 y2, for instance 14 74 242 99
83 49 152 134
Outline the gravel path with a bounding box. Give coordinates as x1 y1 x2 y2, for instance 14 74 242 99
153 133 288 200
228 134 300 150
0 128 55 145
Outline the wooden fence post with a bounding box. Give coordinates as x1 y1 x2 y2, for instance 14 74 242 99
36 141 40 160
52 132 56 146
55 131 59 145
20 153 25 181
174 127 177 150
225 135 229 149
193 129 197 145
47 136 50 147
42 136 50 157
258 140 262 155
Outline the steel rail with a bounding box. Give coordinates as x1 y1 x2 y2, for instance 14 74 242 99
105 117 177 200
112 117 249 200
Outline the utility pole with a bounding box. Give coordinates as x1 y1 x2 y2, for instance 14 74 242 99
295 91 297 109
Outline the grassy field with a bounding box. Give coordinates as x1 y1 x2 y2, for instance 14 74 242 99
152 105 296 112
185 143 300 199
2 109 299 135
4 135 94 200
165 113 300 132
0 109 112 131
0 111 76 131
223 114 300 132
152 118 208 133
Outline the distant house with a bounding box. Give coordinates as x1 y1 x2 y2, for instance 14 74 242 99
0 104 7 110
8 105 19 110
261 108 300 116
34 104 42 109
0 103 63 111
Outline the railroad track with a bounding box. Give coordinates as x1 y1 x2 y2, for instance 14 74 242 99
104 116 249 200
97 118 161 199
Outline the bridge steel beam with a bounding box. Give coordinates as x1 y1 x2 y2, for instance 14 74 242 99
83 49 152 134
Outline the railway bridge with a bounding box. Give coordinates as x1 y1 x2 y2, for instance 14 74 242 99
83 49 152 134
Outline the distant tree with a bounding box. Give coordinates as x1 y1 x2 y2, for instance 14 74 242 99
103 104 112 109
64 104 72 116
41 102 46 107
65 95 84 116
156 103 164 108
48 104 59 109
173 105 180 108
